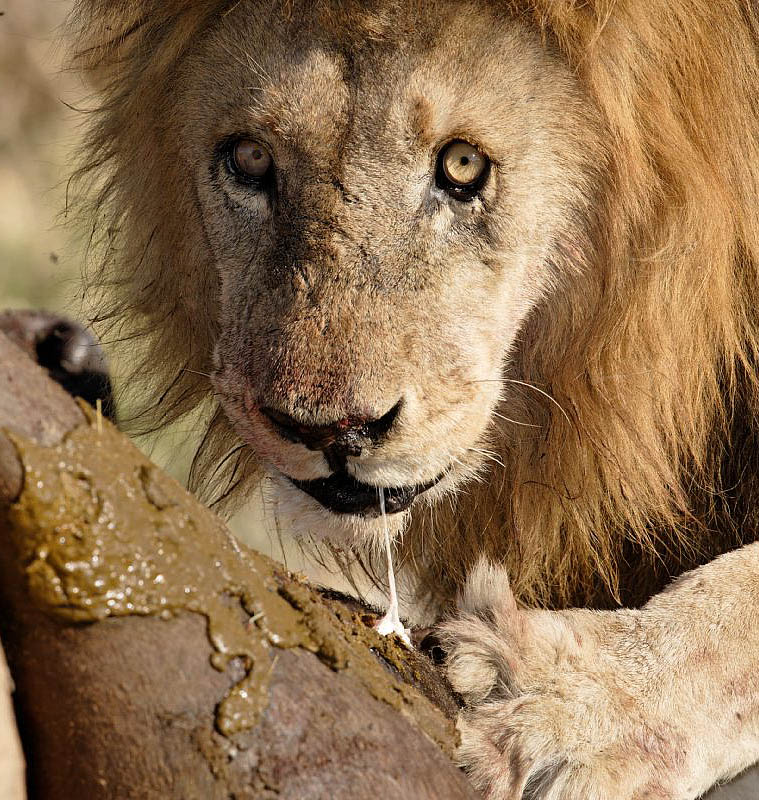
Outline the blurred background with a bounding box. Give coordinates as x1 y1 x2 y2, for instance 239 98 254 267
0 0 81 315
0 0 201 482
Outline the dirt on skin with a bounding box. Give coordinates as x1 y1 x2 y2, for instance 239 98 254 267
5 404 458 752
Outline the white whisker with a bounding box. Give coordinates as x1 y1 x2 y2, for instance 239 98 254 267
180 367 213 379
491 409 541 429
503 378 573 427
468 447 507 470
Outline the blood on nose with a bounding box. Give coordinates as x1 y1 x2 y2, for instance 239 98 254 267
260 400 403 457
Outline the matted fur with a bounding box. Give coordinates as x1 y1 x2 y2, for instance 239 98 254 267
69 0 759 612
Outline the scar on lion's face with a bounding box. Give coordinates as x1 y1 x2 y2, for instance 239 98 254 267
178 1 603 544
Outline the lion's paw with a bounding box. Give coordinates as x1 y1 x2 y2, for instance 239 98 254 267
440 561 694 800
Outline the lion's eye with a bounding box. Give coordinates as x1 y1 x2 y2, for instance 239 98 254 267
228 139 273 183
436 140 490 201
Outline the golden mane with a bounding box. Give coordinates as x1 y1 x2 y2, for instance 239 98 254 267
71 0 759 611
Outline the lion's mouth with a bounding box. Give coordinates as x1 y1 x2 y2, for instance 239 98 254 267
290 471 443 517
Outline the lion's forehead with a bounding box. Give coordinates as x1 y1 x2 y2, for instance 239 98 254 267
189 0 553 166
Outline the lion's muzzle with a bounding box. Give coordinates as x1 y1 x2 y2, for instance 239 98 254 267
260 400 443 515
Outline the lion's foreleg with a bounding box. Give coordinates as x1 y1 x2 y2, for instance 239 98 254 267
441 544 759 800
639 541 759 790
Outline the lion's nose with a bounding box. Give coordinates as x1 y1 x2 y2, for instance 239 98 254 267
261 400 403 459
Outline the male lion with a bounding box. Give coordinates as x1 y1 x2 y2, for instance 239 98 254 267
71 0 759 797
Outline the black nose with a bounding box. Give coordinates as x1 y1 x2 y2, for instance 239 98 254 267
261 400 403 458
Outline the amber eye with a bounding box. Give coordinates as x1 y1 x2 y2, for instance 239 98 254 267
436 140 490 201
228 139 273 184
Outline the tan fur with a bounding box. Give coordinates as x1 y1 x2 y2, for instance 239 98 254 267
69 2 759 793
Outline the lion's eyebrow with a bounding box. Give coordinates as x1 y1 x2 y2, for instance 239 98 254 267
408 95 436 148
237 50 350 150
242 104 299 145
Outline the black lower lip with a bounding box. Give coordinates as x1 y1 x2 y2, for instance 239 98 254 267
290 472 442 517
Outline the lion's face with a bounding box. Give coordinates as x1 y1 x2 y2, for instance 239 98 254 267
178 0 601 545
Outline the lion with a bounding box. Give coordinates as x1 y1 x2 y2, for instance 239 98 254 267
69 0 759 796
